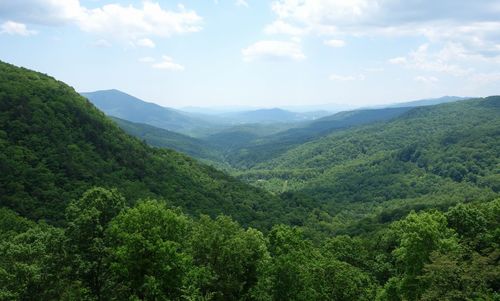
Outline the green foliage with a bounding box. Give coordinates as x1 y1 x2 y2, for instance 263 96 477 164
107 200 195 300
391 211 459 300
1 189 499 301
65 187 126 300
81 89 219 136
232 97 500 236
0 60 289 230
189 216 269 300
1 62 499 300
111 117 222 162
218 107 413 169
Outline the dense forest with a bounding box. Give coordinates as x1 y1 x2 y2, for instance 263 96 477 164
0 61 297 230
1 188 498 300
0 60 499 300
232 97 500 236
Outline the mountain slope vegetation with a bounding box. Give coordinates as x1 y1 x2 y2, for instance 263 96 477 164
1 62 498 301
216 107 414 168
81 89 222 136
235 97 500 234
0 61 287 228
111 116 222 162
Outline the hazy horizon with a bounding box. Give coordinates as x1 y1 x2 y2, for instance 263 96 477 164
1 0 499 108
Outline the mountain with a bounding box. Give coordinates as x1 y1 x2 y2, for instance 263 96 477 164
382 96 469 108
81 89 221 136
110 117 221 162
282 103 355 113
215 107 414 168
1 61 498 301
0 61 289 228
219 108 330 124
235 97 500 232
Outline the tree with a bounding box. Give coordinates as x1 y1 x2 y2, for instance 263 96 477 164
106 200 196 300
189 215 269 301
65 187 126 300
264 225 314 301
390 211 459 300
445 203 487 241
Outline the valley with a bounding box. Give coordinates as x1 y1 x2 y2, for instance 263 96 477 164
2 1 499 299
1 63 498 300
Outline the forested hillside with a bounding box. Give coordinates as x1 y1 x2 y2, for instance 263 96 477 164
1 188 498 300
111 117 222 162
0 61 289 229
235 97 500 235
81 89 222 136
0 61 498 300
215 107 415 168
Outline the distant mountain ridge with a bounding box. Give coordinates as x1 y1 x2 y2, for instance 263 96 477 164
81 89 220 135
233 97 500 234
208 107 415 168
219 108 330 124
110 117 222 162
375 96 470 109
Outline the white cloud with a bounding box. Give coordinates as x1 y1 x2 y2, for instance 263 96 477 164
329 73 364 81
235 0 249 7
389 44 471 76
324 39 345 48
242 40 305 61
414 75 439 84
0 1 202 44
0 21 36 36
267 0 500 60
264 20 305 36
271 0 375 27
79 2 202 41
0 0 83 25
136 38 155 48
152 55 184 71
469 72 500 85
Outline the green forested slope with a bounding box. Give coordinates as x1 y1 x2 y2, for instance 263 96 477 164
0 61 286 228
1 188 498 300
219 107 414 168
111 116 222 162
81 89 221 135
0 62 498 301
235 98 500 233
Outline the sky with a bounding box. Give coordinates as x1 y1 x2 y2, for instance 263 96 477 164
1 0 500 108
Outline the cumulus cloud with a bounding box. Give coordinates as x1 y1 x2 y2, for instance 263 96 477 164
0 20 36 36
324 39 345 48
235 0 249 7
139 55 184 71
0 0 82 25
266 0 500 59
0 1 202 45
136 38 155 48
78 2 202 40
389 44 471 76
264 20 305 36
242 40 305 62
152 55 184 71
